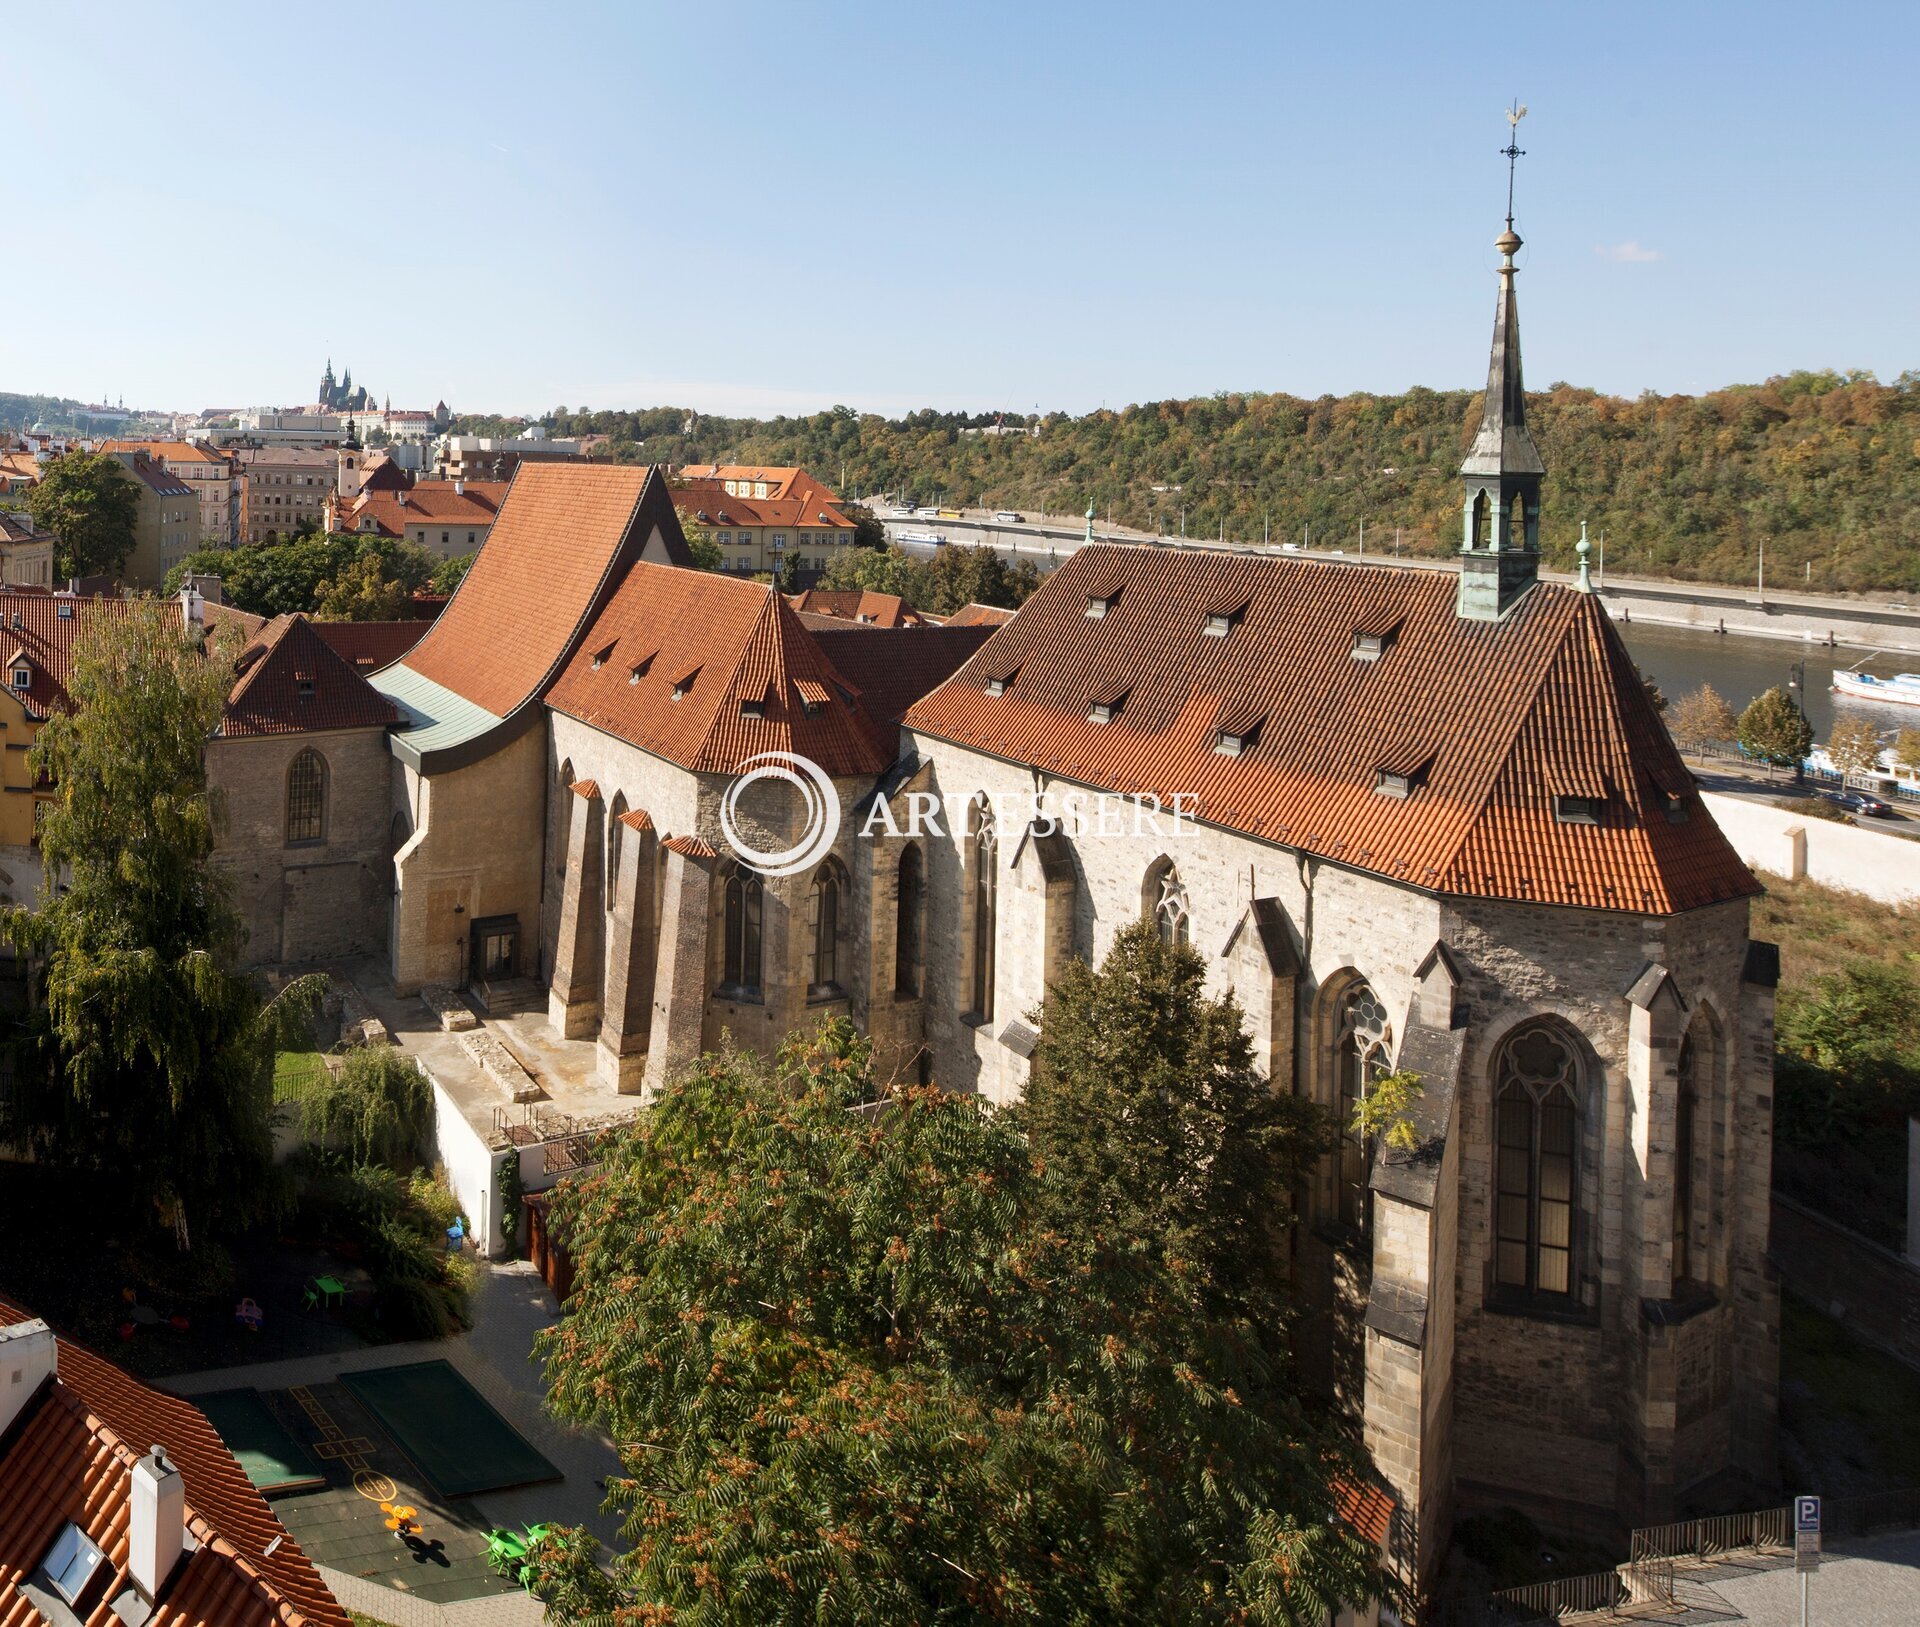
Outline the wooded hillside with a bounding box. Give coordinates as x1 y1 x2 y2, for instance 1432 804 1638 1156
471 369 1920 593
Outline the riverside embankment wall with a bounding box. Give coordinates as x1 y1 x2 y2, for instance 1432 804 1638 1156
1702 791 1920 907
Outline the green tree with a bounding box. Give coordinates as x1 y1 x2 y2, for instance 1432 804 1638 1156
537 1018 1385 1625
26 450 141 579
315 553 413 620
1825 716 1884 781
302 1047 432 1169
0 604 320 1248
819 542 925 600
680 514 723 572
1894 727 1920 777
841 500 888 550
1014 921 1334 1325
1737 685 1814 770
165 536 339 618
430 552 474 595
1668 684 1740 752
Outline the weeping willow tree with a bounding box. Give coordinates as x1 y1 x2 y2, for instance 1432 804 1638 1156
302 1046 431 1169
0 602 320 1250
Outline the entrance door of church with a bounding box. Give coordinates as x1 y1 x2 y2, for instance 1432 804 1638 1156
469 915 520 982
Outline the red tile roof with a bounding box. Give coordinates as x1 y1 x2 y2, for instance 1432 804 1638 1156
940 602 1017 628
903 545 1758 915
96 440 231 468
310 619 426 672
0 1297 349 1627
401 464 690 718
548 565 894 777
809 625 995 726
673 476 853 532
337 480 506 539
787 589 924 627
222 615 403 737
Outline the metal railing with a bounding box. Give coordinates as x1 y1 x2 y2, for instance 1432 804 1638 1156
1489 1558 1675 1622
1630 1504 1790 1565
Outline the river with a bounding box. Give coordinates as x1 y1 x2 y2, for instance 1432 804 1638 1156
1615 620 1917 743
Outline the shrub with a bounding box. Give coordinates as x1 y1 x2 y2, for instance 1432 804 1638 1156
302 1048 432 1170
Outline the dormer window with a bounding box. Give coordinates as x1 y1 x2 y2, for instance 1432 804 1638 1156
10 664 28 691
1215 726 1255 757
1351 613 1403 663
296 676 316 700
1213 703 1266 757
1374 750 1433 798
671 665 700 702
56 601 73 619
1555 794 1603 826
795 678 830 715
1202 590 1250 638
590 640 616 670
1085 593 1117 619
739 697 766 719
1087 684 1128 725
983 660 1020 698
628 651 656 685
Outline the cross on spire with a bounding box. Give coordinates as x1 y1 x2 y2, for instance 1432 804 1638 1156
1501 100 1528 229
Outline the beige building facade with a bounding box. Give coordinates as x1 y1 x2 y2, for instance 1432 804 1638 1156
235 447 338 542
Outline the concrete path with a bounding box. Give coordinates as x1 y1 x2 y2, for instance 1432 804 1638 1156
163 1260 626 1624
1627 1531 1920 1624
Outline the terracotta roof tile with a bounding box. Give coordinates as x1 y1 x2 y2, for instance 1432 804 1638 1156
940 603 1017 627
0 1296 348 1627
673 476 853 532
401 464 689 718
310 619 425 671
547 565 893 778
338 481 506 539
807 626 994 726
222 615 402 738
903 545 1758 915
787 590 924 627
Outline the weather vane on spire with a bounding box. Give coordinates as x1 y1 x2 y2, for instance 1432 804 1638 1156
1501 100 1528 229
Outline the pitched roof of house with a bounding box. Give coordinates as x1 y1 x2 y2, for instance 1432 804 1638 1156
547 564 893 777
0 1298 349 1627
939 601 1016 628
311 619 426 672
786 589 924 628
96 439 230 467
395 464 692 720
808 625 995 726
673 476 853 532
903 544 1759 915
0 512 54 546
356 454 414 493
222 614 403 737
105 453 193 499
337 481 506 539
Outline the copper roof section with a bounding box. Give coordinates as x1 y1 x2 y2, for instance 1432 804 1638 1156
903 545 1758 915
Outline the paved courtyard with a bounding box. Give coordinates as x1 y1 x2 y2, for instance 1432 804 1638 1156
164 1259 625 1625
1634 1531 1920 1625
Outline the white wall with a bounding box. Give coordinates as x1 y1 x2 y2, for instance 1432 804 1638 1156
427 1064 510 1257
1702 791 1920 906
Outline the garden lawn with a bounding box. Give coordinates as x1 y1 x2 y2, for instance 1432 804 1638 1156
273 1047 330 1106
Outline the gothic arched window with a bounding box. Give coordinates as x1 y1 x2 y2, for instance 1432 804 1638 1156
1493 1022 1583 1300
808 860 844 998
606 793 627 913
970 802 997 1021
286 749 327 846
1471 488 1490 550
1510 489 1528 551
1144 858 1190 948
722 868 763 997
1673 1032 1697 1286
1336 982 1394 1229
894 844 923 996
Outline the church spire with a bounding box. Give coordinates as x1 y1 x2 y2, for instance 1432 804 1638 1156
1457 102 1545 622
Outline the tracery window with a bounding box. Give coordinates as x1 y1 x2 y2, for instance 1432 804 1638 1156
722 868 763 997
286 749 326 845
1336 983 1394 1229
1145 858 1190 947
970 804 997 1021
1493 1022 1582 1300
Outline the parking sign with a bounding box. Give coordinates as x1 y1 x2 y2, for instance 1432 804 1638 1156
1795 1495 1821 1533
1795 1495 1821 1575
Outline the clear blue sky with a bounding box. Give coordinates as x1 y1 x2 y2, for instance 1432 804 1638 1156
11 1 1916 419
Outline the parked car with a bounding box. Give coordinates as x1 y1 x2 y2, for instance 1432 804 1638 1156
1826 789 1896 818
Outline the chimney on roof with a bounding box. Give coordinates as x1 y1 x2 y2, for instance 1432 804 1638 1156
129 1445 186 1603
453 478 464 496
179 586 205 632
0 1317 57 1438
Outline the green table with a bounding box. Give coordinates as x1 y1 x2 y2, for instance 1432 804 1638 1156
313 1274 347 1308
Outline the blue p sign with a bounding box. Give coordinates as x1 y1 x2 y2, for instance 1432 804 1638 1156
1796 1495 1820 1533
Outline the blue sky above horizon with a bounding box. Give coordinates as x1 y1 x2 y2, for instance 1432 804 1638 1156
10 1 1916 419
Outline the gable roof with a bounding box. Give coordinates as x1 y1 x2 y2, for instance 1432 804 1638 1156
221 614 403 737
96 439 230 468
393 463 692 723
940 601 1017 628
0 1297 349 1627
672 475 853 532
336 480 506 539
547 564 893 777
310 619 426 672
808 626 996 726
787 589 924 628
903 545 1759 915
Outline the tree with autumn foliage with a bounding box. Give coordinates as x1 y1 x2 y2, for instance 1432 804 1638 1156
1668 684 1739 753
535 1017 1388 1625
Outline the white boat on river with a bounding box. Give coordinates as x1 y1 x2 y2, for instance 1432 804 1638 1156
1832 670 1920 709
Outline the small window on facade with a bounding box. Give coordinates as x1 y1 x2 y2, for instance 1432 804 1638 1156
1555 794 1602 826
740 697 765 718
286 748 326 844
